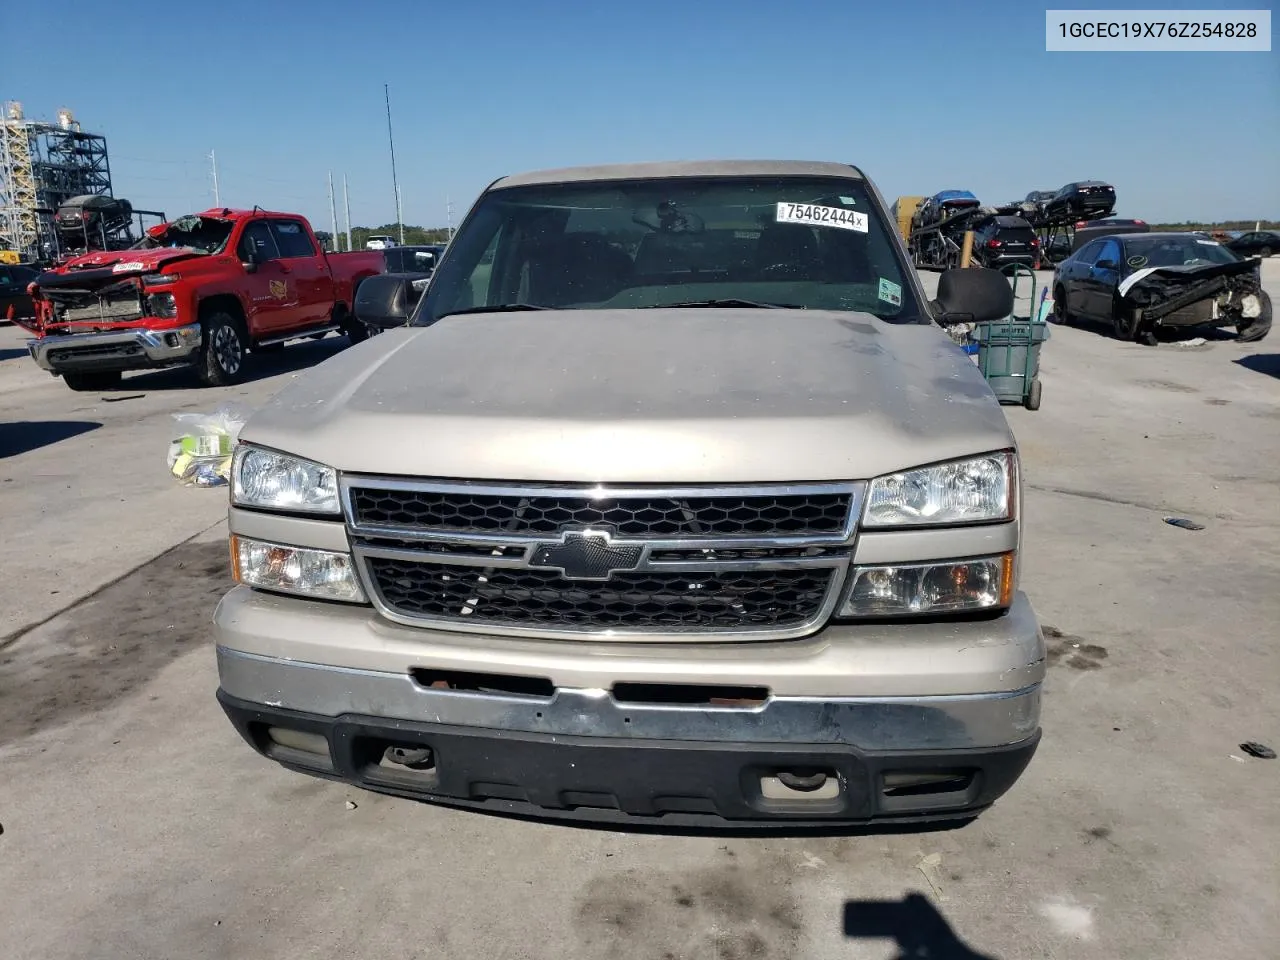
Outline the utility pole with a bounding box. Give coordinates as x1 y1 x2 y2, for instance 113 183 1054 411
210 149 220 205
384 83 405 245
396 186 405 245
327 171 338 252
447 195 453 241
343 174 352 252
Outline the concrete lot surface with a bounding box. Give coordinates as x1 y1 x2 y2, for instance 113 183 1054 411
1 262 1277 959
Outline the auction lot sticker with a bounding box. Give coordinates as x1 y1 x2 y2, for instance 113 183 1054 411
776 202 867 233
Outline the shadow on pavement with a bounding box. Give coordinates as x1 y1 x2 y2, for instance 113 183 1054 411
0 348 30 362
844 893 1000 959
0 420 101 458
101 335 352 393
1049 314 1237 344
1234 353 1280 379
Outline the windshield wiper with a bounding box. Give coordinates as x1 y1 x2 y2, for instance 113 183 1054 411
437 303 552 318
643 298 799 310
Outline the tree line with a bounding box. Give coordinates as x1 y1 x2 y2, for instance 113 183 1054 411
1146 219 1278 232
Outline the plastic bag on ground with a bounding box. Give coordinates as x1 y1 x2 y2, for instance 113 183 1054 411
167 402 254 486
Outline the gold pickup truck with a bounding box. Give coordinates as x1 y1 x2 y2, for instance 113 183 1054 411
213 159 1045 829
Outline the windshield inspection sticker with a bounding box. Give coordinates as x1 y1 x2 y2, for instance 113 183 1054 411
877 277 903 307
776 202 867 233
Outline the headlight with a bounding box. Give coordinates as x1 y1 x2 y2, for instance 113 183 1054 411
837 554 1013 618
863 453 1013 527
232 445 339 515
148 292 177 318
142 273 179 285
231 535 366 603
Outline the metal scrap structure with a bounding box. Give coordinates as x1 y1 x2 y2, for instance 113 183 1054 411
1 102 113 260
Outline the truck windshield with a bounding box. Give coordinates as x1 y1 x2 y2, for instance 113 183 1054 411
139 215 234 255
418 176 920 323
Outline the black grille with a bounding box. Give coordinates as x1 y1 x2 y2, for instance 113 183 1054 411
52 342 142 360
648 546 845 562
349 488 852 538
366 557 834 630
353 536 526 559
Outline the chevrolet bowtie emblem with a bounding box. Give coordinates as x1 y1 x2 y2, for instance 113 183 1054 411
528 530 643 581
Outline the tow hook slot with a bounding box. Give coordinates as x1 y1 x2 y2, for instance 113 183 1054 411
761 768 841 802
382 745 435 770
777 769 828 792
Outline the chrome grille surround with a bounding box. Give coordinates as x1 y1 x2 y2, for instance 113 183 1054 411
341 477 865 641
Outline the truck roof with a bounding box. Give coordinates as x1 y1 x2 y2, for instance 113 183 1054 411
491 159 867 190
185 207 305 221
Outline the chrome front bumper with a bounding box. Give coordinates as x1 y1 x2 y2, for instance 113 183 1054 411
215 645 1041 752
28 323 202 373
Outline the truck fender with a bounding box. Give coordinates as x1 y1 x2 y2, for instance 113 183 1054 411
197 294 249 339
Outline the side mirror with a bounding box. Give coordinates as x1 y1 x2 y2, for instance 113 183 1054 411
930 267 1013 325
354 274 415 329
241 249 260 273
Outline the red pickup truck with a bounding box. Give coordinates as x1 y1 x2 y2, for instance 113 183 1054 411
26 208 384 390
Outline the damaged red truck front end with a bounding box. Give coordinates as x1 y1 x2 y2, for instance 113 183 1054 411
26 243 210 389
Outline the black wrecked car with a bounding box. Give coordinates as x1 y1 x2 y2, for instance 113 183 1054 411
1226 230 1280 258
1042 181 1116 222
1052 232 1271 344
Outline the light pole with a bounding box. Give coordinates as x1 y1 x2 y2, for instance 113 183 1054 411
343 174 352 252
384 83 405 246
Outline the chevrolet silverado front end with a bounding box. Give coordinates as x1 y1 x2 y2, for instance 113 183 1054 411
213 160 1046 828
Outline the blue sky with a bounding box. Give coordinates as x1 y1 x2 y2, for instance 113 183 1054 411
7 0 1277 229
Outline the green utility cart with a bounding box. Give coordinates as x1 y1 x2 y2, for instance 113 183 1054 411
969 264 1050 410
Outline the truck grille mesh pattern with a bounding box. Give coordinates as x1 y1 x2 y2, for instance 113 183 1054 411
345 480 859 637
348 488 852 538
366 557 834 630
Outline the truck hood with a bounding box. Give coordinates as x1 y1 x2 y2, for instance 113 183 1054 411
241 309 1015 483
40 248 201 287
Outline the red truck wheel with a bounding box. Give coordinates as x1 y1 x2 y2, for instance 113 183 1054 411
198 312 247 386
336 303 368 344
